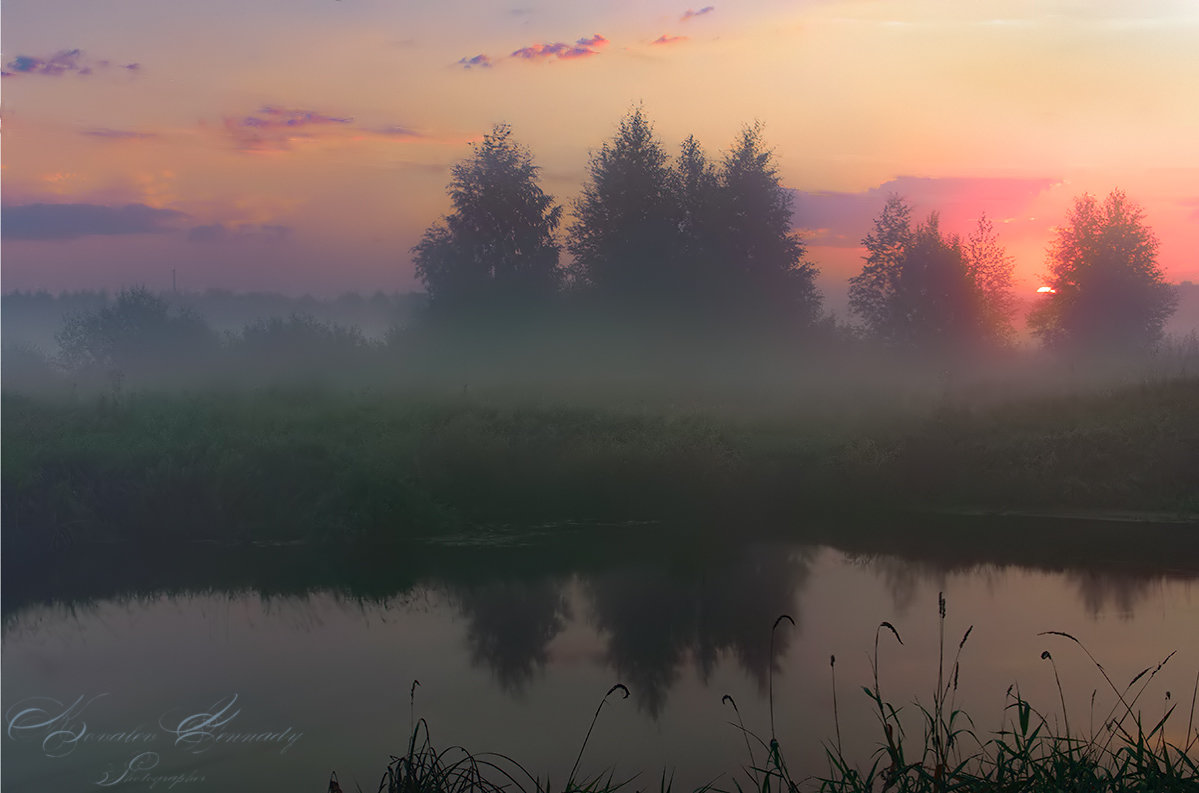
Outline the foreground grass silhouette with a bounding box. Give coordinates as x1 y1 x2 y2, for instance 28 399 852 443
341 600 1197 793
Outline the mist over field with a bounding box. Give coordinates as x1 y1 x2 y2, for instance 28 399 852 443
3 280 1198 401
5 34 1199 789
3 119 1196 410
4 113 1197 555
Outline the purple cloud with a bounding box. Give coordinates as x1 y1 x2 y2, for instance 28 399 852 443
224 106 354 151
3 49 141 78
221 105 424 152
241 107 354 129
5 49 84 76
81 128 157 141
3 202 185 240
374 125 423 138
791 176 1059 247
651 34 689 46
681 6 715 22
457 54 493 69
511 34 608 61
187 223 291 243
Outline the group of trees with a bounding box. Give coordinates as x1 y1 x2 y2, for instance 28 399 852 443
414 109 820 331
45 287 378 388
847 189 1176 354
415 108 1177 354
848 199 1018 352
56 288 217 382
8 111 1177 393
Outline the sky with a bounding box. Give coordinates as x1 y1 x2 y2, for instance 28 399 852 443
3 0 1198 310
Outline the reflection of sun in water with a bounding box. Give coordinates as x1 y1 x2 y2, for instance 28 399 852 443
1037 286 1056 294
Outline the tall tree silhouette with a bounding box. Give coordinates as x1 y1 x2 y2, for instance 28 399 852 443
673 135 721 309
714 123 821 326
1029 190 1176 352
894 214 985 349
567 107 680 305
412 124 562 318
849 195 913 341
964 213 1017 345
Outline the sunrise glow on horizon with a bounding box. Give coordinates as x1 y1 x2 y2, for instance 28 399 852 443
3 0 1198 304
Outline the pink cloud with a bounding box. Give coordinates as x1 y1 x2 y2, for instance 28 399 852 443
576 34 609 49
651 34 689 46
511 34 608 62
680 6 715 22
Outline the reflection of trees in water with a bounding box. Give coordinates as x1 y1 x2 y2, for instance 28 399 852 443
692 550 811 691
854 555 942 617
451 577 571 695
1069 572 1159 619
586 546 813 717
583 567 692 717
857 558 1004 617
854 553 1174 620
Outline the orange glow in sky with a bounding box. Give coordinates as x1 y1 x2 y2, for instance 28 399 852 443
3 0 1197 304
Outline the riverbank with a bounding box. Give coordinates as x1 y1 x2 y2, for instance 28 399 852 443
4 377 1196 557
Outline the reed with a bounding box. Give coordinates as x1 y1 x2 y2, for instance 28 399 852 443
356 683 635 793
814 598 1197 793
344 606 1197 792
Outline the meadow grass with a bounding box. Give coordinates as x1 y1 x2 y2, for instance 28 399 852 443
4 377 1197 556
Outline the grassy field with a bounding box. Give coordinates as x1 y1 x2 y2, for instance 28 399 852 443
3 376 1196 557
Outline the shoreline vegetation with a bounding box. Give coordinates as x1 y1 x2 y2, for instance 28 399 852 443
346 603 1198 793
4 372 1197 560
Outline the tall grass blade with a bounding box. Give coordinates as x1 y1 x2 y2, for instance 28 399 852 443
568 683 629 787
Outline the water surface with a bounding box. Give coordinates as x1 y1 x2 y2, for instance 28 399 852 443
4 519 1197 791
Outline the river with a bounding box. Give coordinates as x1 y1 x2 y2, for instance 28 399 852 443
3 516 1197 792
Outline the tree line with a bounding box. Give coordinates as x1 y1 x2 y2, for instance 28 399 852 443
415 110 820 333
2 109 1180 392
414 107 1177 353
